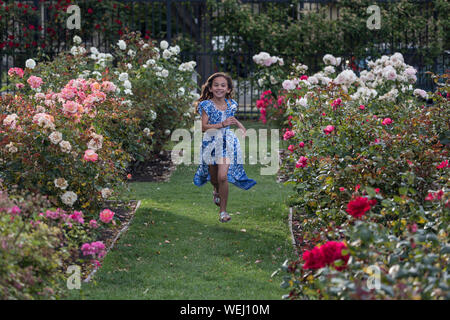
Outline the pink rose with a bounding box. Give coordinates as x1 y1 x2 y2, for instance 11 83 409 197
382 118 393 125
89 219 99 229
8 67 24 78
359 105 365 110
101 81 117 93
27 75 43 88
323 125 335 135
83 149 98 162
437 160 448 169
8 206 21 216
63 100 79 114
299 141 305 148
283 129 295 140
69 210 84 224
60 87 76 100
296 156 308 168
99 209 115 224
288 145 295 152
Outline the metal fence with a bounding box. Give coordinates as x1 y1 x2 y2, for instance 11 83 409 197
1 0 448 119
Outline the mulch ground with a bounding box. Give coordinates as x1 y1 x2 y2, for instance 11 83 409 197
127 150 177 183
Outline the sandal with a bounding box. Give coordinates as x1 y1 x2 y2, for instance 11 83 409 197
213 191 220 207
219 211 231 223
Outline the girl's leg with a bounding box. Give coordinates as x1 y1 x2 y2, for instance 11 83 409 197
208 164 219 193
217 157 230 212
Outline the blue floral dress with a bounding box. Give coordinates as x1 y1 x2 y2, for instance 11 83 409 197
193 99 256 190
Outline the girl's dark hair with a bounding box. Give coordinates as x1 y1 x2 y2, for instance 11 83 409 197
195 72 234 112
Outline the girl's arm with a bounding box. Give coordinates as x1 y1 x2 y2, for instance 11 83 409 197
201 113 236 132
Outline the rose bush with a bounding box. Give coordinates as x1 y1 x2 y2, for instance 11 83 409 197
1 70 131 217
112 31 198 159
15 31 198 166
268 53 449 299
0 183 118 299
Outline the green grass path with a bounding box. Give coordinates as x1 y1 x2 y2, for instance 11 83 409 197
66 120 296 300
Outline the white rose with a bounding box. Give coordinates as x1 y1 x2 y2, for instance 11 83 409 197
87 133 103 151
169 45 180 55
123 80 132 89
59 140 72 153
49 131 63 145
413 89 428 99
119 73 129 82
3 114 18 128
296 97 308 107
73 35 82 44
404 67 417 76
335 69 357 86
161 69 169 77
190 92 200 101
270 75 277 84
127 49 136 57
162 49 172 60
5 142 18 153
282 80 295 90
70 46 79 56
324 66 335 75
382 65 397 81
188 61 197 69
54 178 68 190
307 76 318 85
60 191 77 207
90 47 99 55
124 89 133 95
160 40 169 50
178 87 185 96
323 54 337 66
101 188 113 199
117 40 127 50
25 59 36 69
257 78 264 87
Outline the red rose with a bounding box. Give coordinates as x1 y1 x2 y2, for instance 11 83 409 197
302 246 326 270
346 196 376 218
320 241 350 271
302 241 350 271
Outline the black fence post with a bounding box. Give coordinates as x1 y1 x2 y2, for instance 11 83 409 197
167 0 172 43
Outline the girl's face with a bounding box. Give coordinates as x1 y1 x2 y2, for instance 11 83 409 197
210 76 230 100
